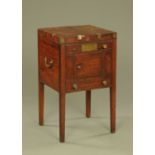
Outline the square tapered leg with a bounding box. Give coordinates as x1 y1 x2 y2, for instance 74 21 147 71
39 81 44 126
86 90 91 118
110 87 116 133
59 92 65 142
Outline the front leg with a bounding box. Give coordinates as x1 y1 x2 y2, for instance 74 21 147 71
59 92 65 142
110 87 116 133
110 34 116 133
39 81 44 126
86 90 91 118
59 45 66 142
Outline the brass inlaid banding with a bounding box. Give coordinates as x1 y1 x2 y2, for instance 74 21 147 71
96 33 102 39
112 33 117 39
77 34 85 40
59 36 65 44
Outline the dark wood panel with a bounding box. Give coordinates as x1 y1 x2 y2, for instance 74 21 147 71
74 52 103 79
66 50 112 79
66 41 112 54
66 54 75 79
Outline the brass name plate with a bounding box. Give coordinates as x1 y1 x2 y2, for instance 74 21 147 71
81 43 97 52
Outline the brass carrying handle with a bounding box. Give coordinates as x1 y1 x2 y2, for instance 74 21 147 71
44 57 54 68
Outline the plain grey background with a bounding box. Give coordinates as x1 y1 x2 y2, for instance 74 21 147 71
23 0 132 154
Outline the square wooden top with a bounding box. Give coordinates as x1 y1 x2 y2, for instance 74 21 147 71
38 25 116 44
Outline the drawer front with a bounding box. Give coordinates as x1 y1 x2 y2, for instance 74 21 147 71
66 77 111 93
64 33 115 44
66 49 112 92
75 52 103 79
66 50 112 79
66 41 112 54
39 43 59 90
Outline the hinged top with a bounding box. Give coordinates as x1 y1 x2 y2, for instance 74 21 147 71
38 25 116 44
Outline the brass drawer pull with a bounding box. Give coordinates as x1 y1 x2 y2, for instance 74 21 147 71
102 44 108 49
44 57 54 68
102 80 108 85
72 83 78 90
76 64 81 69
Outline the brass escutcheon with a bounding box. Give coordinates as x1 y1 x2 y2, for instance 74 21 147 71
81 43 97 52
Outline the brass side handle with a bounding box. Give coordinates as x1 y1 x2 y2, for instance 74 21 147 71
72 83 78 90
102 80 108 85
44 57 54 68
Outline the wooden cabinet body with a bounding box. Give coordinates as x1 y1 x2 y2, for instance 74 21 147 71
38 25 116 142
